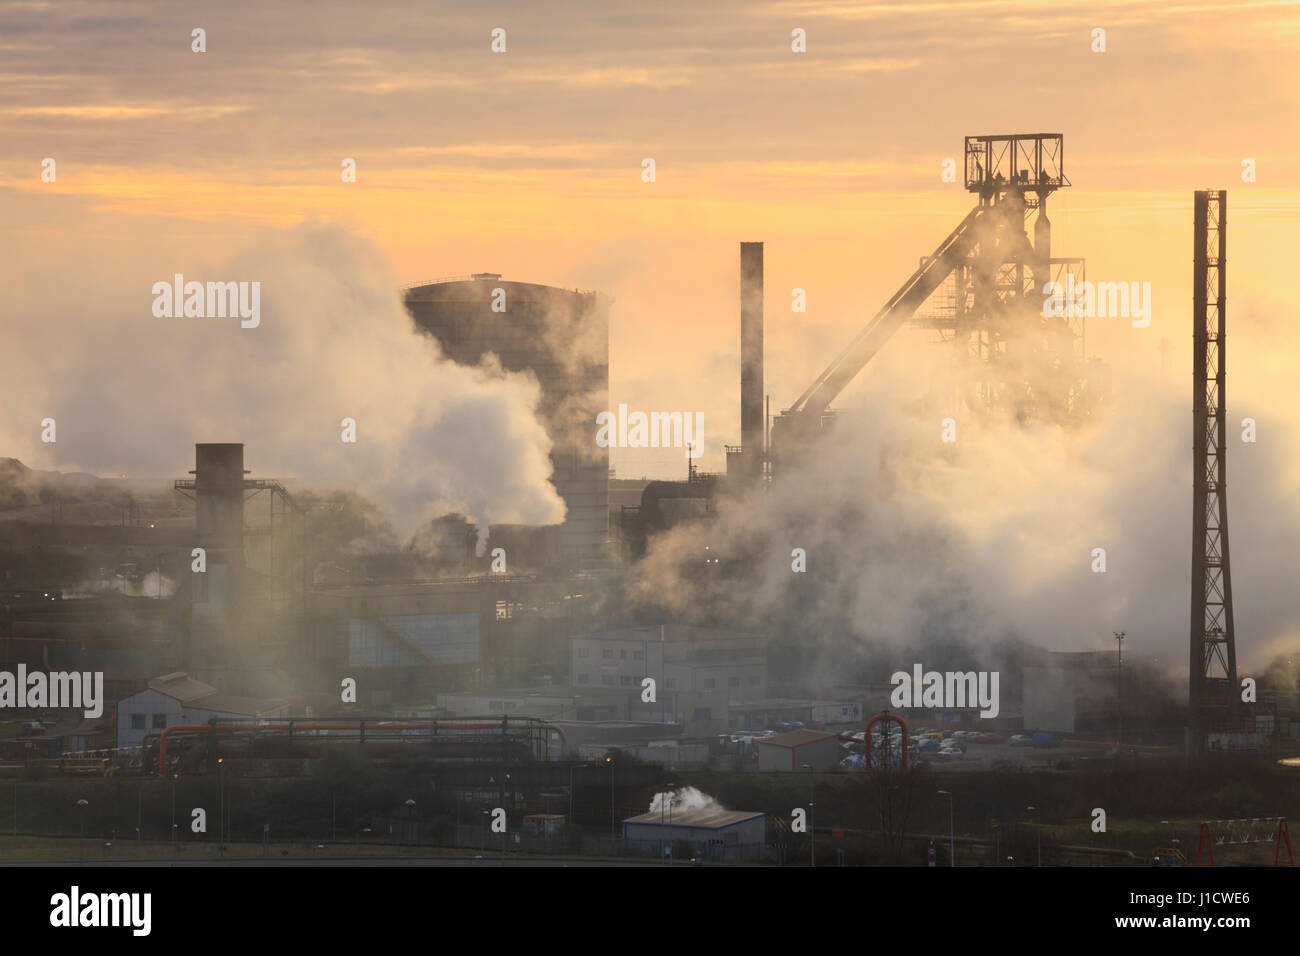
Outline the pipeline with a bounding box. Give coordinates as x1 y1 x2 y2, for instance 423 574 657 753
156 717 566 772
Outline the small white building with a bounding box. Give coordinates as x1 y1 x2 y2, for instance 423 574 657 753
116 672 288 750
756 729 842 772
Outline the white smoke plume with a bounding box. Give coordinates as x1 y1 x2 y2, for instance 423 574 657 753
0 217 566 549
648 785 725 815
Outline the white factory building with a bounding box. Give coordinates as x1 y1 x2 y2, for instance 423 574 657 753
115 672 288 750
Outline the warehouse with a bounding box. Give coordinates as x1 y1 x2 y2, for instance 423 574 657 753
756 729 842 771
622 808 766 861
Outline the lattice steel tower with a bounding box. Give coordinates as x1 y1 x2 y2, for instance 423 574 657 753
1189 189 1237 752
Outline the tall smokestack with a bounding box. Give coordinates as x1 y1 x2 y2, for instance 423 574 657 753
191 443 247 620
740 242 764 482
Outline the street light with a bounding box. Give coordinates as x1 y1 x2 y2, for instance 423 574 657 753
217 757 224 844
170 774 179 854
76 799 88 865
1027 806 1042 867
937 791 954 867
666 783 676 866
605 756 615 842
803 763 815 868
1114 631 1125 747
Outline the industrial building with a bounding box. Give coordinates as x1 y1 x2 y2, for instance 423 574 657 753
756 729 842 772
116 672 288 750
570 624 768 734
622 807 766 861
405 275 611 568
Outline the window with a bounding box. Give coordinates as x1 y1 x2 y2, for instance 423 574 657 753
619 649 627 660
152 713 168 729
749 676 760 687
577 673 589 684
665 678 677 690
130 713 145 730
489 700 504 711
620 676 635 687
577 647 588 658
602 648 613 659
601 675 613 686
633 650 644 661
703 678 716 690
728 677 741 688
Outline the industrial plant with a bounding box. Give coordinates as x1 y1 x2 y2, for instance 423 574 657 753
1 130 1294 878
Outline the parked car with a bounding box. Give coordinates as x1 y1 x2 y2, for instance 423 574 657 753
916 738 941 753
1008 734 1034 747
1031 732 1061 748
938 747 964 760
976 733 1006 744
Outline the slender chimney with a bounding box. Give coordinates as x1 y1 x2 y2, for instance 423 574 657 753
740 242 764 481
192 443 247 619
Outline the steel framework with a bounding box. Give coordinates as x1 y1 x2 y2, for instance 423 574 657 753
771 134 1096 474
1189 190 1237 752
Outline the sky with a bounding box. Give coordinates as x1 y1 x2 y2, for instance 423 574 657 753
2 0 1299 669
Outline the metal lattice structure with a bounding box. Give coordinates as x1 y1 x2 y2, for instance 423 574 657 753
771 134 1099 475
1189 190 1237 751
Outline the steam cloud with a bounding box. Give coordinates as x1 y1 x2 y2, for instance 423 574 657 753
648 786 724 815
0 218 566 548
632 306 1300 680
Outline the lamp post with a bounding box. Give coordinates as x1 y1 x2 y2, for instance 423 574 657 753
659 785 666 864
605 756 615 843
170 773 178 855
404 799 416 848
1114 631 1125 747
937 791 954 867
76 799 88 865
803 763 815 868
667 784 675 866
217 757 224 844
1028 806 1042 866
